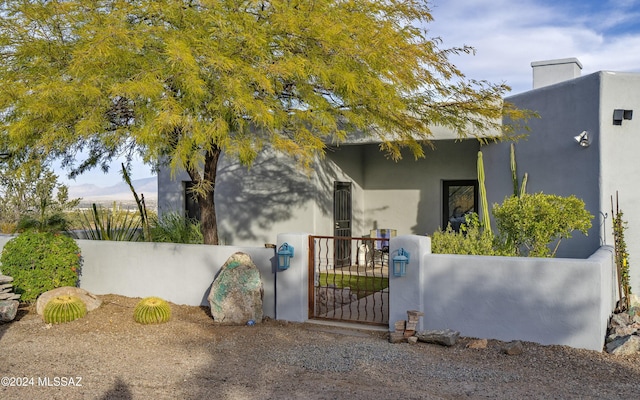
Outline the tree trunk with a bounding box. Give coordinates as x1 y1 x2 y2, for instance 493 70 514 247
186 145 221 245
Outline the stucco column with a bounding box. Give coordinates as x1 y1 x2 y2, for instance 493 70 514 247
275 233 310 322
388 235 431 332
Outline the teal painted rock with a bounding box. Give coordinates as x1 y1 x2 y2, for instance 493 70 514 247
207 252 264 324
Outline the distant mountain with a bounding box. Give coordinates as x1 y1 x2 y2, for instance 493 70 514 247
67 177 158 209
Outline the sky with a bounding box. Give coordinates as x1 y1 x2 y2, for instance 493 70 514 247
427 0 640 94
59 0 640 187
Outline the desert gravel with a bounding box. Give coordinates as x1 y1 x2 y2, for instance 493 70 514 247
1 294 639 399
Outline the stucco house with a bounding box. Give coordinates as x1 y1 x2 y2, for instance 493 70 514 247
158 58 640 291
484 58 640 292
158 129 489 247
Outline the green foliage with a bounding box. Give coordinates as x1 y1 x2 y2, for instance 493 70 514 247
76 203 142 241
612 195 631 310
133 297 171 325
0 161 79 233
0 0 530 244
0 231 81 302
43 295 87 324
318 273 388 300
493 193 593 257
431 213 513 256
150 212 203 244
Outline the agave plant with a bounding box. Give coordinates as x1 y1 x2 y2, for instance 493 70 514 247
77 203 142 241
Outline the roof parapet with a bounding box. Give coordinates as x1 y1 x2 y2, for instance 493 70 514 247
531 58 583 89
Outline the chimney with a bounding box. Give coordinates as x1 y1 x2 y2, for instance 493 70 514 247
531 58 582 89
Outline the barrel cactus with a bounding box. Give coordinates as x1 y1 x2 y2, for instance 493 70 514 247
43 295 87 324
133 297 171 324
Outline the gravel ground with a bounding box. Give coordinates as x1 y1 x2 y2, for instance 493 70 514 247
1 294 639 399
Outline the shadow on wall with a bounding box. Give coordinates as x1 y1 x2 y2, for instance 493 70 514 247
420 254 607 350
216 153 340 243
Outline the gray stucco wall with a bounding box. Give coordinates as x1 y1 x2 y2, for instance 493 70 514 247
1 233 616 351
0 236 276 313
158 140 480 245
157 148 362 246
485 70 640 292
358 140 479 236
598 72 640 293
390 235 616 352
484 73 602 259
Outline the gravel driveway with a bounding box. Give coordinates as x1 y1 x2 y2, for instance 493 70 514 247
1 294 639 399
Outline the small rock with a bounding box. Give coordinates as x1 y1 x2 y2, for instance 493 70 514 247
0 300 19 322
502 341 524 355
415 329 459 347
610 325 638 339
407 336 418 344
0 275 14 284
389 332 407 344
0 292 21 300
466 339 488 349
610 313 631 327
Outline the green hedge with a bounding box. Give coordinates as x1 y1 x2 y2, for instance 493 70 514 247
0 231 81 302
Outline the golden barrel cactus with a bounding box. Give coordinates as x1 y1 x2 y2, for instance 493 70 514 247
133 297 171 324
43 295 87 324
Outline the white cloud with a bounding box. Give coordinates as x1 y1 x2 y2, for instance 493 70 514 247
427 0 640 94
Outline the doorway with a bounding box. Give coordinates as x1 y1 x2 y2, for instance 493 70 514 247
333 181 352 267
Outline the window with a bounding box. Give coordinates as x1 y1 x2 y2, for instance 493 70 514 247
442 180 478 231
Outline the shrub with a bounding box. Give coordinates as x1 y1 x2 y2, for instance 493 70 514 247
43 295 87 324
0 231 81 302
493 193 593 257
133 297 171 324
431 213 514 256
150 212 203 244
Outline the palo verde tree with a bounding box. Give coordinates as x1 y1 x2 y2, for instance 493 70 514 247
0 0 527 244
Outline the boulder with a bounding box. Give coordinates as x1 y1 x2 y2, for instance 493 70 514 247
36 287 102 315
415 329 460 347
0 300 19 322
208 252 264 325
606 335 640 355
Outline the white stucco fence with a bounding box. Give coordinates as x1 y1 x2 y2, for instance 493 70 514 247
0 236 278 317
0 233 617 351
389 235 617 352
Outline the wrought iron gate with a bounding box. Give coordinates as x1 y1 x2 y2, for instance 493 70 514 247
308 235 389 325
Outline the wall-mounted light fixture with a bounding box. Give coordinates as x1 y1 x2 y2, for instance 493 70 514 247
613 109 633 125
573 131 590 148
392 248 410 277
277 243 294 270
